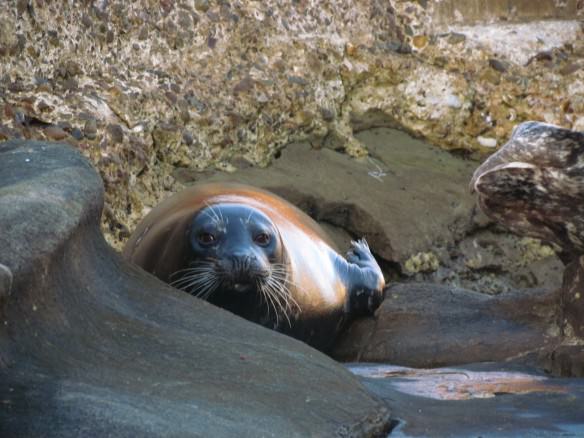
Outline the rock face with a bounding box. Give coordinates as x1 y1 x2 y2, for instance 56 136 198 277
0 140 392 437
1 2 583 248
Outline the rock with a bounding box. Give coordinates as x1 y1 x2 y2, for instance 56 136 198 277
106 123 124 144
411 35 428 50
0 263 12 299
477 135 497 148
352 362 584 437
70 127 83 140
0 18 18 56
488 58 509 73
0 140 392 437
539 345 584 377
287 75 309 86
470 121 584 374
43 125 69 141
333 283 560 367
560 62 581 75
447 32 466 44
1 1 582 252
83 118 97 140
560 255 584 338
471 121 584 260
403 252 439 275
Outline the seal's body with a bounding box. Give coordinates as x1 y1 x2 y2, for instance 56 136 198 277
123 183 385 351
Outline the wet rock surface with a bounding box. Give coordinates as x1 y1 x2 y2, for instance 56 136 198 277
0 140 392 437
351 362 584 437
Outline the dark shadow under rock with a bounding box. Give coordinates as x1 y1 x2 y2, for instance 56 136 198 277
333 283 561 368
0 140 392 437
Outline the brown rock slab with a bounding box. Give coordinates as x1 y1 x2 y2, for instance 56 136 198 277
333 282 560 367
197 128 478 265
0 140 392 437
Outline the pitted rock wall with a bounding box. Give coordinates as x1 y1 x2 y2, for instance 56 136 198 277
1 1 582 248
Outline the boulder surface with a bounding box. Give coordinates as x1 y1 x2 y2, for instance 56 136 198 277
0 140 391 437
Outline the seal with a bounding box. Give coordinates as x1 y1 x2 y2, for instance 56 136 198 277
470 121 584 263
123 183 385 351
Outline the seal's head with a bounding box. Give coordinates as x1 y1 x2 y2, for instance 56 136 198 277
170 203 295 327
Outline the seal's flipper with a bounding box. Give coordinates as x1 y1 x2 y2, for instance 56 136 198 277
341 238 385 316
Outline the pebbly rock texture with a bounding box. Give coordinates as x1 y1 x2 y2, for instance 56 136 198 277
0 139 392 437
194 127 563 294
352 362 584 437
333 282 561 367
1 1 583 249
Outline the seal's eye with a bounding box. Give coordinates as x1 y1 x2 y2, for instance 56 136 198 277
198 232 216 246
254 232 271 246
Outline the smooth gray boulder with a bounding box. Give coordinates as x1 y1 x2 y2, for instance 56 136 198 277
0 140 391 437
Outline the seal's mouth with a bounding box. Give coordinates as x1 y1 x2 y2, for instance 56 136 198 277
232 282 254 293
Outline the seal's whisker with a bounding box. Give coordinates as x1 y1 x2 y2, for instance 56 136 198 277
262 280 289 327
169 262 216 279
269 271 306 299
189 275 218 299
270 277 301 315
262 274 300 324
203 201 221 225
198 280 219 300
180 275 217 295
170 270 216 288
181 275 216 291
246 209 254 224
259 279 280 327
171 270 211 284
255 279 270 321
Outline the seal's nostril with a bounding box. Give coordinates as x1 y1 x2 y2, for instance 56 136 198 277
230 255 253 276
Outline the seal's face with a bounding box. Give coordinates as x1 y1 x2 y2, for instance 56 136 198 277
171 203 295 327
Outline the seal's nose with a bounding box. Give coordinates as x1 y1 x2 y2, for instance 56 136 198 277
230 254 254 275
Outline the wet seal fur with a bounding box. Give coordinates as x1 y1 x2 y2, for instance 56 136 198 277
470 121 584 263
123 183 385 351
